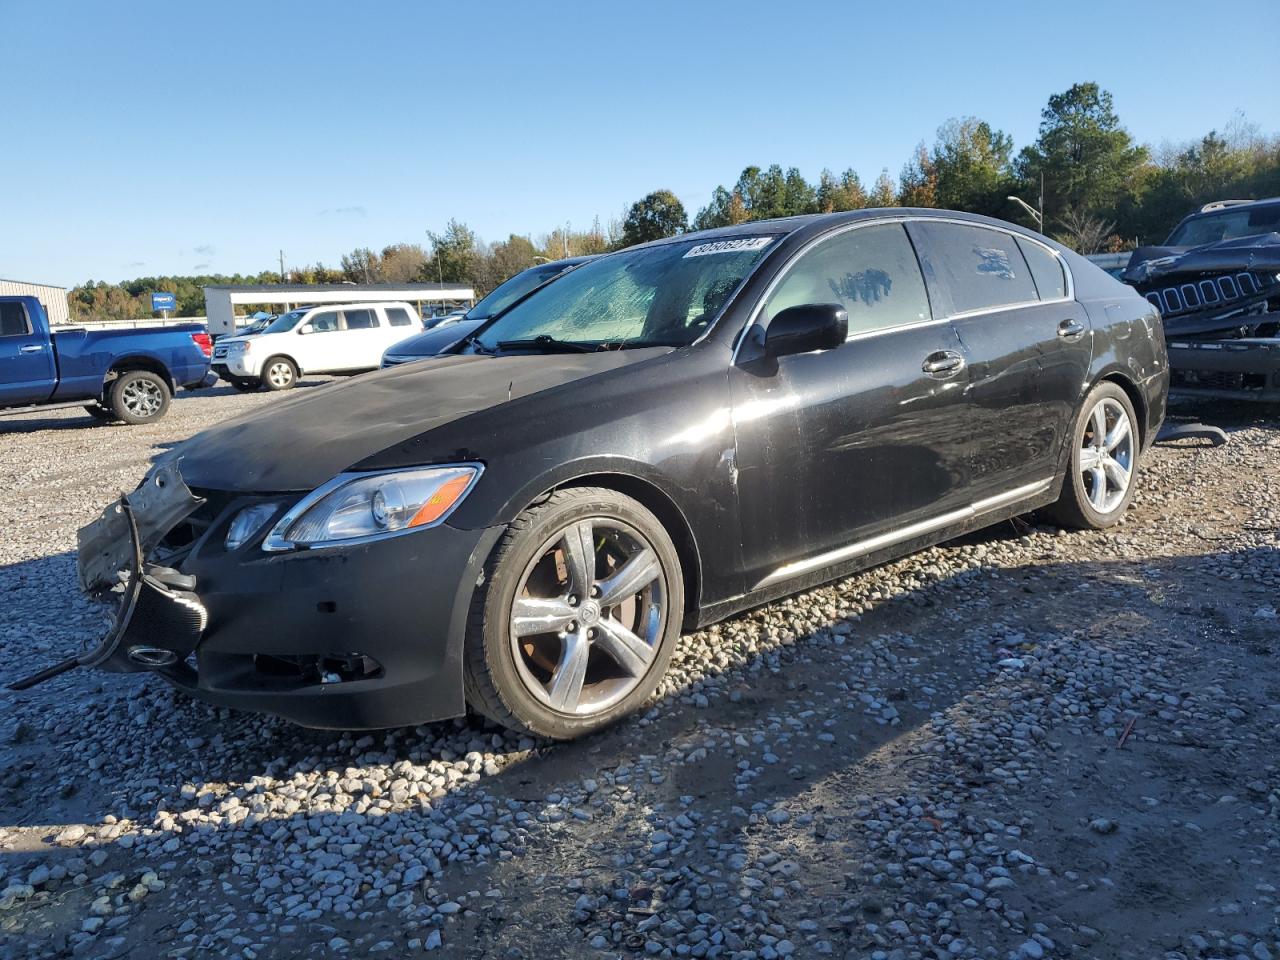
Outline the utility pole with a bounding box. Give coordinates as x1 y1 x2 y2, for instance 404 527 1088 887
279 250 286 283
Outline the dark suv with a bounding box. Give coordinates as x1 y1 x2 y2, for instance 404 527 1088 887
1124 198 1280 401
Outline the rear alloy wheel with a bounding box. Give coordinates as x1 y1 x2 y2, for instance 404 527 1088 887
261 357 297 391
1048 381 1138 530
108 370 171 424
464 487 684 739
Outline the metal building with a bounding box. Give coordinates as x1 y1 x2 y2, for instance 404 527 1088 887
0 279 70 325
202 282 475 337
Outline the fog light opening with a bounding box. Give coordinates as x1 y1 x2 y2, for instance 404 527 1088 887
127 645 179 667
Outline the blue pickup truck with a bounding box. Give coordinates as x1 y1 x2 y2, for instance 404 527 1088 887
1 295 214 425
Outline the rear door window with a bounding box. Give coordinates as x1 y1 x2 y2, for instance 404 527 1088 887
385 306 414 327
0 301 30 336
1015 237 1067 300
343 309 377 330
909 222 1038 315
763 223 932 337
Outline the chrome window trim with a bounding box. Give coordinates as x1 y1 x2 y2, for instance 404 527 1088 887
752 476 1054 590
262 463 484 552
731 216 1075 364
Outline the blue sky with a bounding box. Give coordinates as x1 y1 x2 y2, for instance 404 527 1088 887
4 0 1279 287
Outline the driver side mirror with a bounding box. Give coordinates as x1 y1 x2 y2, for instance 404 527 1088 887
764 303 848 357
298 323 313 335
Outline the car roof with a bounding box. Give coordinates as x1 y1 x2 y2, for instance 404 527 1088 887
631 207 1057 251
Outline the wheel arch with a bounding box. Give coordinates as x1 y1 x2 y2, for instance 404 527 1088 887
546 471 704 624
104 355 175 396
1095 369 1148 449
262 353 301 376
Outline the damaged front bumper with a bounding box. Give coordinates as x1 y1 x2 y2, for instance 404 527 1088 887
13 461 501 730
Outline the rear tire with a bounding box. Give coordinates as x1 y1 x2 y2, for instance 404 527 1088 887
261 357 297 391
463 487 684 740
1047 381 1139 530
227 377 259 392
108 370 171 424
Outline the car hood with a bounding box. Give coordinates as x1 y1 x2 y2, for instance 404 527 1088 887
168 349 671 493
1123 232 1280 284
385 318 484 359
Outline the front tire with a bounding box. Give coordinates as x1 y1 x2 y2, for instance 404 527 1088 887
108 370 171 424
463 487 685 740
1048 381 1139 530
226 376 260 392
261 357 298 391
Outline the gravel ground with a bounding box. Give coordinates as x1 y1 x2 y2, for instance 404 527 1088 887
1 382 1278 960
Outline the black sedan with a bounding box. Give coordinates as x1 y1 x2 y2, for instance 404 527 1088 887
48 210 1167 740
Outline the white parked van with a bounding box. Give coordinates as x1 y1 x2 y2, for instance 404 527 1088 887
211 302 424 390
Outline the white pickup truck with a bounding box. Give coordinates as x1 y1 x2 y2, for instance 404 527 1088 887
212 302 424 390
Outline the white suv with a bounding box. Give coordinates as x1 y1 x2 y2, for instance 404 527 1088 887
212 302 424 391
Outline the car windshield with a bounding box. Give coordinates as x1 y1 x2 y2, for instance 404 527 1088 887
262 309 309 335
467 263 570 320
1166 204 1280 245
473 237 777 352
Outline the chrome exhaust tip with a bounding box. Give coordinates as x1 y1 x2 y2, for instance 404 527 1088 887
127 645 179 668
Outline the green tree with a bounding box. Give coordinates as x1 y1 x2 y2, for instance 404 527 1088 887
816 168 867 212
869 170 898 207
426 220 479 284
1015 82 1148 222
621 190 688 246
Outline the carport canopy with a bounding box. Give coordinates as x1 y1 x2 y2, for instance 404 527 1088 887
202 283 475 336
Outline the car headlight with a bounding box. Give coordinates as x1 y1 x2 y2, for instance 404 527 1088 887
225 502 280 550
262 465 481 552
230 340 249 353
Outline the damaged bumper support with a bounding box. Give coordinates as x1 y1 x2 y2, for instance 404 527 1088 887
1167 338 1280 401
12 461 501 730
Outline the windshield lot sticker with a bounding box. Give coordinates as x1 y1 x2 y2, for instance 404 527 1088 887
683 237 775 258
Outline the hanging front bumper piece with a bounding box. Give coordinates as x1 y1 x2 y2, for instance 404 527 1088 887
9 461 208 690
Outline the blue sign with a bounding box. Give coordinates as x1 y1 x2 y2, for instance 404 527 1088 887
152 292 177 312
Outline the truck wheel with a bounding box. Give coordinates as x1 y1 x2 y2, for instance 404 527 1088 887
109 370 171 424
83 404 118 422
261 357 298 391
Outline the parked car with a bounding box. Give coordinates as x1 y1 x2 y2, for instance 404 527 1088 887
41 211 1167 740
0 296 213 424
424 309 470 330
211 301 424 390
382 257 593 368
1122 197 1280 401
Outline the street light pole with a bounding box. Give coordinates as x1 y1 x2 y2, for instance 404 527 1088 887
1007 195 1043 228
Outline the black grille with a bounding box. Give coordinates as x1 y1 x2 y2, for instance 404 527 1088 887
1145 272 1274 318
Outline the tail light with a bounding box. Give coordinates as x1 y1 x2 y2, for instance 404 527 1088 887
191 333 212 357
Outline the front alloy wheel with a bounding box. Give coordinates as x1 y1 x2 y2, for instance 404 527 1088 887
464 487 684 739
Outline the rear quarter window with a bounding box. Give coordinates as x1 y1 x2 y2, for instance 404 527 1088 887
385 307 415 327
910 222 1038 315
1015 237 1067 300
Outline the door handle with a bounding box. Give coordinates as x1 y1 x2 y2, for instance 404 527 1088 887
19 344 45 353
922 350 965 377
1057 319 1087 340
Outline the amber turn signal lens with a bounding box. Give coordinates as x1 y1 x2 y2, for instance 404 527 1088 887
408 474 473 527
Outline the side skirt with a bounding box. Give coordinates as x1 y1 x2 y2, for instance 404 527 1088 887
692 484 1059 630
